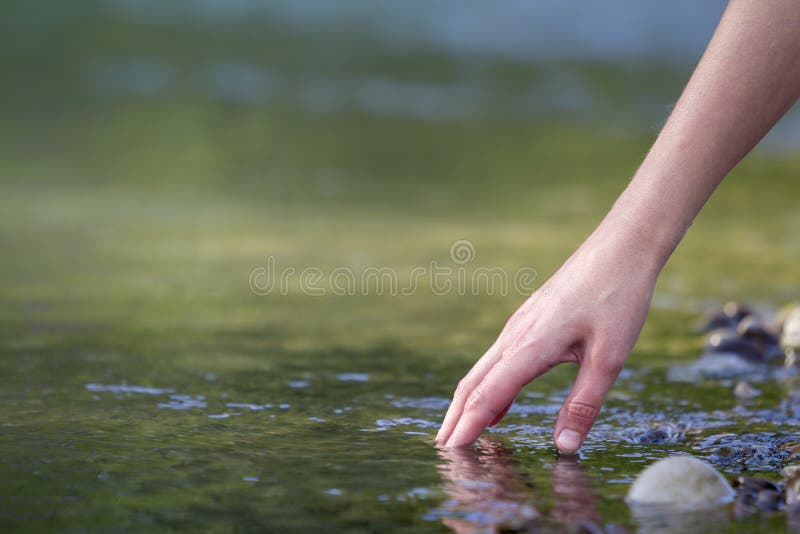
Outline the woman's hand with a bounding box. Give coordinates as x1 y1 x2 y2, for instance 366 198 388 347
437 0 800 452
435 224 659 452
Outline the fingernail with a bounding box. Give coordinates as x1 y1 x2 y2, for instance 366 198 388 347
556 429 582 452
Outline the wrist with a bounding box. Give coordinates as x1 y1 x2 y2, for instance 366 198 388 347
588 194 683 283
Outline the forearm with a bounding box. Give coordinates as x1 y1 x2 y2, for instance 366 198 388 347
599 0 800 272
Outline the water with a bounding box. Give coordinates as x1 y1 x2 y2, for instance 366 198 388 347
2 2 800 532
2 328 799 531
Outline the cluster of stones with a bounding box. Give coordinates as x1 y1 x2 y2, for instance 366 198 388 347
626 304 800 519
698 301 800 365
669 301 800 385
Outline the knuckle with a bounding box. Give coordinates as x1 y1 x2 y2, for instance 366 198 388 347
455 378 471 398
499 347 513 361
566 401 599 425
465 386 485 413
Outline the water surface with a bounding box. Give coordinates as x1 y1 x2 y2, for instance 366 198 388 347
2 2 800 532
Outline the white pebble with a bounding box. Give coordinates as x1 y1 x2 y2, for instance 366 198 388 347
782 307 800 351
626 456 735 509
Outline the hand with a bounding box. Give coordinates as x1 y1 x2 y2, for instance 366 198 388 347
435 227 658 452
437 0 800 454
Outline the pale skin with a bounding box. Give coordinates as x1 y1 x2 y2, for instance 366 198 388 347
436 0 800 452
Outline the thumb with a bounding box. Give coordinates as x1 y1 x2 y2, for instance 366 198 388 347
553 351 622 453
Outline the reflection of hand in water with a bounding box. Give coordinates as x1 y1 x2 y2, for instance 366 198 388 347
434 438 602 533
435 438 538 533
550 455 602 526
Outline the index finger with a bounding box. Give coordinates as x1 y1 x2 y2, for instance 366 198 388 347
436 341 503 445
444 337 560 447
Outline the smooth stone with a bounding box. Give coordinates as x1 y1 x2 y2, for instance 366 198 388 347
737 316 778 344
782 306 800 352
782 464 800 478
696 301 752 333
626 456 735 509
737 316 783 359
705 329 763 362
786 474 800 507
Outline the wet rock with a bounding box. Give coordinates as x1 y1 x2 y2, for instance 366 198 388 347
731 475 789 518
737 316 783 359
785 473 800 508
696 301 752 333
626 456 735 509
705 329 763 362
709 441 781 470
671 307 783 382
781 306 800 357
668 352 761 382
622 423 686 445
756 488 782 511
782 465 800 479
775 303 800 331
779 441 800 462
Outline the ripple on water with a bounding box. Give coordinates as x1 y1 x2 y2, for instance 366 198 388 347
389 397 450 411
336 372 370 382
87 382 294 417
367 417 439 432
618 423 688 445
85 383 174 395
508 403 561 416
696 433 799 472
158 394 207 410
226 402 272 411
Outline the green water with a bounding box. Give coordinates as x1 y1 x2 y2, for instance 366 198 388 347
2 2 800 532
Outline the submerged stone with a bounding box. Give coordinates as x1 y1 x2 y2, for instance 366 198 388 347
732 475 784 515
622 423 686 445
626 456 735 509
668 352 761 382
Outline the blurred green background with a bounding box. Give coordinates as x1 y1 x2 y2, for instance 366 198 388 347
2 1 798 358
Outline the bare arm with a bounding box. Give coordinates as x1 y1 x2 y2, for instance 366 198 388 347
436 0 800 451
615 0 800 265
